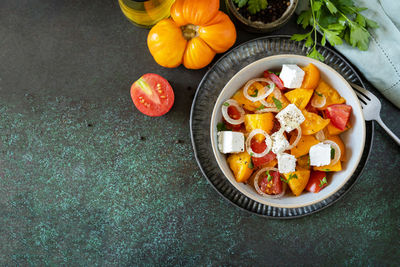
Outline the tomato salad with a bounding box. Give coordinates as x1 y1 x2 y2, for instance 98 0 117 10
217 63 352 197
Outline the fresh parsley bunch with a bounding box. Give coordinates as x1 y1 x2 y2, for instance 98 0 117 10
291 0 378 61
233 0 268 14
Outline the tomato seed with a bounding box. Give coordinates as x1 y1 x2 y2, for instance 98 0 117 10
139 99 145 103
158 90 162 94
160 95 166 99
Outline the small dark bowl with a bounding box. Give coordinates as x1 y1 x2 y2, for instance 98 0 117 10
225 0 299 33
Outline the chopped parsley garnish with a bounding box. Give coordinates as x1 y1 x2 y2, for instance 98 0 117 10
248 158 254 169
331 148 335 159
315 91 323 97
256 104 266 110
272 96 283 110
323 169 331 172
307 157 310 166
280 173 298 184
319 176 328 187
269 71 281 76
250 89 258 97
223 102 230 107
266 171 272 182
217 122 230 131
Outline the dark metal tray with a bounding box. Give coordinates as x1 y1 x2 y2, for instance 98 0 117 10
190 36 373 218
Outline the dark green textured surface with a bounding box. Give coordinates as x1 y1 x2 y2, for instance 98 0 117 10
1 0 399 265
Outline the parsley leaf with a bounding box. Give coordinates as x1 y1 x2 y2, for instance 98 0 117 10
291 33 310 42
331 147 335 159
266 171 272 182
315 91 323 97
233 0 248 8
217 122 230 132
248 0 268 14
292 0 378 61
269 71 281 76
319 176 328 187
281 173 298 184
223 102 230 107
272 96 283 110
250 89 258 97
256 104 266 110
308 48 325 61
248 158 254 169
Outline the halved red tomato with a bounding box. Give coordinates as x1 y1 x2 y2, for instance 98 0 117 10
225 106 242 130
263 70 284 90
325 104 352 130
306 171 328 193
130 73 174 117
251 138 276 167
259 171 282 195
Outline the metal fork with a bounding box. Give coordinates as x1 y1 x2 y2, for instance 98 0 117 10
350 82 400 146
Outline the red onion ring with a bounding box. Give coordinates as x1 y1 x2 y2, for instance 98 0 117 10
255 107 280 113
315 130 326 141
245 129 272 158
221 99 245 125
253 167 286 198
243 78 275 102
311 93 326 108
322 140 341 166
286 127 302 150
260 88 282 108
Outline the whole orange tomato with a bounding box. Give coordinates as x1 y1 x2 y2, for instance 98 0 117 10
147 0 237 69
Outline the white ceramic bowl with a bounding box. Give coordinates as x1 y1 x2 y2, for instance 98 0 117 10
210 55 366 208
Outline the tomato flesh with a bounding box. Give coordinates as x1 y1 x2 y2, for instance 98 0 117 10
306 171 328 193
251 138 276 167
130 73 174 117
263 70 285 90
325 104 352 130
259 171 282 195
224 106 242 130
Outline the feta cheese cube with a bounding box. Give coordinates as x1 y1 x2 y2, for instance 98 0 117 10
271 131 289 154
276 104 305 132
309 143 332 167
279 64 305 88
277 153 297 174
217 131 245 154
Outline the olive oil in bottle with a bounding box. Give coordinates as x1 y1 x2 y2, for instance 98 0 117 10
118 0 175 28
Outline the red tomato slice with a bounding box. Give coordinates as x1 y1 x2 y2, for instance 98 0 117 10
251 139 276 167
263 70 285 90
130 73 174 117
259 171 282 195
224 106 242 130
306 171 328 193
325 104 352 130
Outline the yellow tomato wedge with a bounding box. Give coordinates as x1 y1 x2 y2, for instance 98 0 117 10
301 110 330 135
265 93 290 109
244 113 274 142
301 63 320 90
326 121 352 135
313 160 342 172
227 152 253 183
284 88 314 110
232 89 262 112
284 169 311 196
297 155 311 170
311 80 346 110
290 134 320 158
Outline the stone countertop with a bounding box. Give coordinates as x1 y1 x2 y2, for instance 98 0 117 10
1 0 399 265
